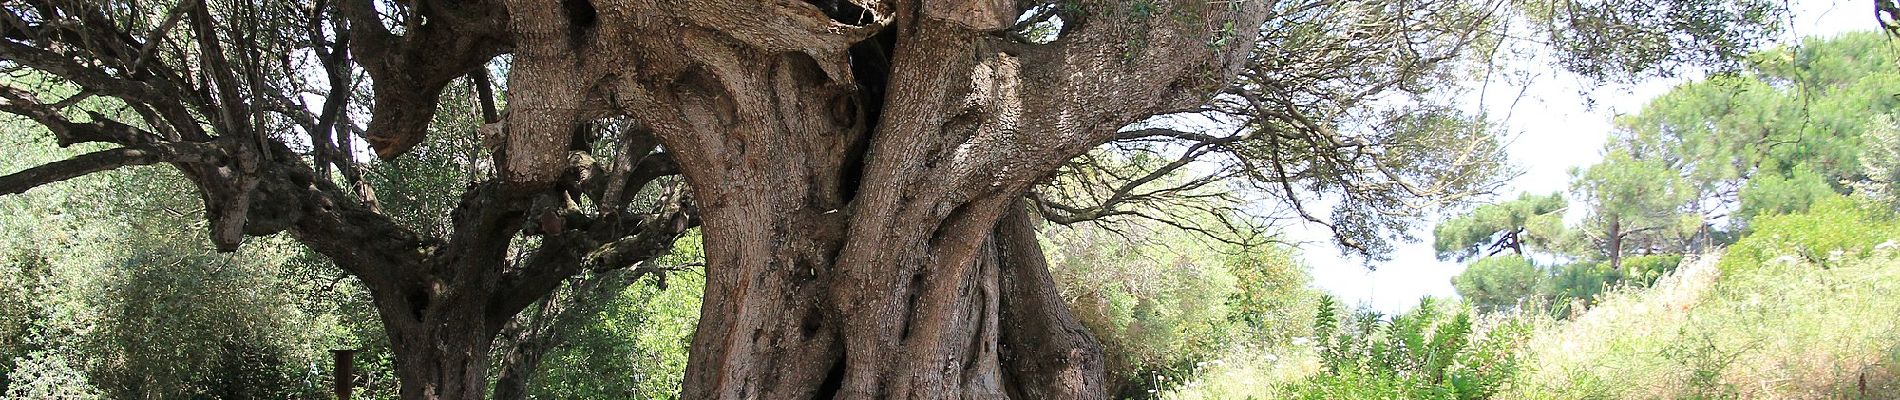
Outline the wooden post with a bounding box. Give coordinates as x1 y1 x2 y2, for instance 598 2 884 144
330 349 356 400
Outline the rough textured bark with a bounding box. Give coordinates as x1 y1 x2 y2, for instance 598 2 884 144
468 1 1272 398
386 298 498 400
994 205 1109 399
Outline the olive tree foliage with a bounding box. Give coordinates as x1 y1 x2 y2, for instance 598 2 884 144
1031 0 1516 259
1518 0 1786 82
1030 0 1789 261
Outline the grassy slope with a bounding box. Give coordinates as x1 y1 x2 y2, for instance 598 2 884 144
1508 250 1900 400
1167 248 1900 400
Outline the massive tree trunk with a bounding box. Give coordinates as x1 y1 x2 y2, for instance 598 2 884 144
478 1 1270 398
385 296 501 400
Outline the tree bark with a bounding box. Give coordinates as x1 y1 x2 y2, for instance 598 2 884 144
297 183 527 400
384 297 500 400
490 326 548 400
994 205 1109 399
1608 216 1624 270
491 332 550 400
0 1 1267 399
0 3 704 400
476 1 1270 398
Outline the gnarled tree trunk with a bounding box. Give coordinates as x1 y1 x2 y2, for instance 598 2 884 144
994 205 1108 399
383 295 501 400
479 1 1269 398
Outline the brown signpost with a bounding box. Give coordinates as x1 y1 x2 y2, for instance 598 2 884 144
330 349 356 400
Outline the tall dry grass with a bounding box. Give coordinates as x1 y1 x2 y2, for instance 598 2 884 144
1507 249 1900 399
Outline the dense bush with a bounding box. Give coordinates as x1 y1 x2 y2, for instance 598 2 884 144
1450 256 1545 313
0 134 367 398
81 248 329 399
1224 247 1322 345
1048 225 1241 398
1452 254 1680 318
1618 254 1682 287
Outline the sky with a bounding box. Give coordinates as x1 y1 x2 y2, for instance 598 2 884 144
1297 0 1879 314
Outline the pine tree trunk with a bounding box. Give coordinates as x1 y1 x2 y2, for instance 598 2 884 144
1608 216 1624 270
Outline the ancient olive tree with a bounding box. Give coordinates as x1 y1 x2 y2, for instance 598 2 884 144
0 0 1788 399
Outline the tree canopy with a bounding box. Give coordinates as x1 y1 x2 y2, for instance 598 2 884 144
1433 192 1567 262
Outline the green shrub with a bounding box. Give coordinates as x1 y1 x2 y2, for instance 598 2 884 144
1721 194 1900 272
1285 297 1528 400
3 350 102 399
1225 247 1321 344
1453 254 1681 318
1052 230 1238 398
82 248 329 399
1544 261 1615 314
1049 221 1317 398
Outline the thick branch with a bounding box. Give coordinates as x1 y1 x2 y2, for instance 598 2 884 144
343 0 507 159
491 184 697 322
0 142 220 196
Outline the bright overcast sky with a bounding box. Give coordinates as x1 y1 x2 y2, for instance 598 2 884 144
1298 0 1880 314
